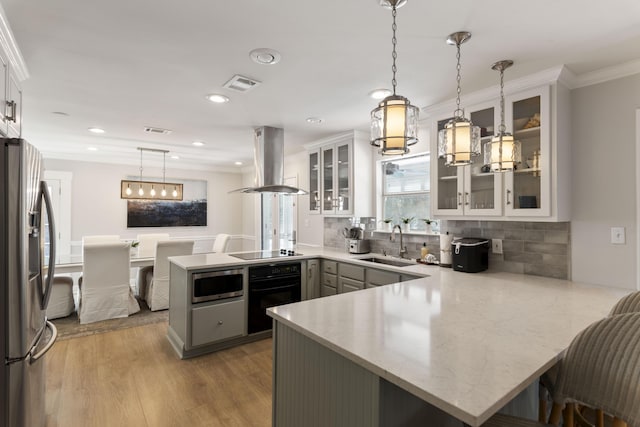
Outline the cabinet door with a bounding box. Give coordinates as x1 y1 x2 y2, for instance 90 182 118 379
6 67 21 138
0 50 8 136
321 146 334 212
306 259 319 299
465 103 502 216
339 277 364 293
309 150 320 213
504 86 550 217
366 268 400 288
321 284 337 297
334 142 352 214
433 115 464 216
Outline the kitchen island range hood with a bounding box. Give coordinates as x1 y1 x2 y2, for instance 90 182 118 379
230 126 307 194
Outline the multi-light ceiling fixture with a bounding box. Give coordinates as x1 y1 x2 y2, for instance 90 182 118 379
120 147 183 201
484 60 521 171
438 31 480 166
370 0 419 156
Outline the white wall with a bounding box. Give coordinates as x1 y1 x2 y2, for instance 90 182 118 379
44 158 245 245
571 73 640 289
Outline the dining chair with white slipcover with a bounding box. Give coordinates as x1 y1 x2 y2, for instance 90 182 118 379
144 240 194 311
45 276 75 319
78 242 140 324
135 233 170 296
82 235 120 245
212 233 230 253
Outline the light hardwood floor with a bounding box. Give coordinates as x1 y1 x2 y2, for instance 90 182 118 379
45 322 273 427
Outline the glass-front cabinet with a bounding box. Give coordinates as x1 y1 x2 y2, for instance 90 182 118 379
430 75 568 221
433 100 502 217
307 131 373 217
504 86 550 217
321 142 351 214
308 149 320 213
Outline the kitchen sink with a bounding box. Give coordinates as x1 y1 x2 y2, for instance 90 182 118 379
357 257 415 267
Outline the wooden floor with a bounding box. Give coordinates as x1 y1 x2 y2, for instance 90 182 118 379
45 322 273 427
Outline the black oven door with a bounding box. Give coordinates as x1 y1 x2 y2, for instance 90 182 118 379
248 268 301 334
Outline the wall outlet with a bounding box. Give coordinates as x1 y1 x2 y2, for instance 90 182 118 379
611 227 626 244
492 238 503 254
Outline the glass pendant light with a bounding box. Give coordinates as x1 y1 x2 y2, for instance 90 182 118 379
120 148 183 200
438 31 480 166
370 0 419 155
484 60 521 171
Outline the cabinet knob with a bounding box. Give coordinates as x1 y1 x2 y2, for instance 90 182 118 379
218 320 224 325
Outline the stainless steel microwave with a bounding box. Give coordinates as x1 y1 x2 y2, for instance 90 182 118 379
192 268 244 303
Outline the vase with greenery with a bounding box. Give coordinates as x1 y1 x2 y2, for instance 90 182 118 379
400 217 414 233
379 218 393 232
421 218 436 234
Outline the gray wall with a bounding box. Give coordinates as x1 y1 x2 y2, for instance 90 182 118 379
570 73 640 289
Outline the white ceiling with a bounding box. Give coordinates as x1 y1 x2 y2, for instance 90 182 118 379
3 0 640 171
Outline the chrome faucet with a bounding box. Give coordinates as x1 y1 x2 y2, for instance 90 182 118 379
390 224 408 258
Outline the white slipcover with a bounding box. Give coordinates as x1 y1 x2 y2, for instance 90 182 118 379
79 242 140 324
82 234 120 245
145 240 194 311
212 233 230 253
46 276 75 319
135 233 170 297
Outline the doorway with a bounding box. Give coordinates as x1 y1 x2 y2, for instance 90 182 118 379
44 171 72 261
261 176 298 251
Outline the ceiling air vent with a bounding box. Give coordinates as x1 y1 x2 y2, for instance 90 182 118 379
144 126 172 135
222 74 261 93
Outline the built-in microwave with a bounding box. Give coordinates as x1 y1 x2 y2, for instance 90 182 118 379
192 268 244 303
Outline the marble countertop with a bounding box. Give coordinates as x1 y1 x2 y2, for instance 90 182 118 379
169 246 433 277
267 269 630 426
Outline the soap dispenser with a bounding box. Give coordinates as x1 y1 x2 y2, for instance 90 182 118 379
420 243 429 260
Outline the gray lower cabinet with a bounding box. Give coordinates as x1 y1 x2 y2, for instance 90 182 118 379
321 260 338 296
306 259 320 299
366 269 401 288
401 273 422 282
191 300 244 347
340 276 364 293
338 263 365 293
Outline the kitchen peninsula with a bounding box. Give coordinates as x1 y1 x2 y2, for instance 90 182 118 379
267 268 628 426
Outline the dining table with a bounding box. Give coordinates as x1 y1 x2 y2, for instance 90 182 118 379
52 252 154 274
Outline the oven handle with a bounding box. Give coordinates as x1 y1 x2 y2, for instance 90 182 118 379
249 283 300 294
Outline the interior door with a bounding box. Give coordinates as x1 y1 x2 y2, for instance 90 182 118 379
260 177 298 251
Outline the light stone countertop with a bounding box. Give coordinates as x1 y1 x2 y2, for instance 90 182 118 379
267 268 630 426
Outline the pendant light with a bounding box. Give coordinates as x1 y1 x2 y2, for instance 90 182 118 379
484 60 521 171
120 147 184 200
437 31 480 166
370 0 419 156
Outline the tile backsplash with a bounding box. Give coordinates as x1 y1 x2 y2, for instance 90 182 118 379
323 218 571 280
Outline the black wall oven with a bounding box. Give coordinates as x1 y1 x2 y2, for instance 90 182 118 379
248 262 301 334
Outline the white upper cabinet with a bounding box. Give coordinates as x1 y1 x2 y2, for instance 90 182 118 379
427 67 571 222
6 65 22 138
0 9 27 138
306 131 373 217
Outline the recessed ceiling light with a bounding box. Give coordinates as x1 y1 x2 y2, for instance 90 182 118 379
87 147 98 151
234 161 243 166
369 88 392 100
306 117 324 124
88 127 105 134
192 141 205 147
205 94 230 103
249 48 282 65
171 155 180 160
52 111 69 116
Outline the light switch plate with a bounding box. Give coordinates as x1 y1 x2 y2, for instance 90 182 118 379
492 238 503 254
611 227 626 244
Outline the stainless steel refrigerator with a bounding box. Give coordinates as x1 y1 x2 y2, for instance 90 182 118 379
1 138 57 427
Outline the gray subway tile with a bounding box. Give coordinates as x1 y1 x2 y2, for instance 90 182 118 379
503 240 524 253
504 229 526 240
524 230 545 242
544 231 569 244
505 252 544 264
524 241 567 255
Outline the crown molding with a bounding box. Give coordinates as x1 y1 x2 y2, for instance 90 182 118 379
567 59 640 89
0 3 28 81
303 130 356 150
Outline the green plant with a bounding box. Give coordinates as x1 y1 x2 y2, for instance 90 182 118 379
421 218 436 225
131 240 139 248
400 216 414 224
380 218 392 224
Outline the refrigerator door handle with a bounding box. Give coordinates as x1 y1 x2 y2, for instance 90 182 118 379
38 180 56 310
29 320 57 363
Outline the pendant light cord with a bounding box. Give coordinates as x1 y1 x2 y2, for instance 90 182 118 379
498 67 506 134
139 149 143 182
454 41 463 118
162 152 167 184
391 5 398 95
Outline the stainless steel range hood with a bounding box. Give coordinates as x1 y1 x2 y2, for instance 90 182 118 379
230 126 307 194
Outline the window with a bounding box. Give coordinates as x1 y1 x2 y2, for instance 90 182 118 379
380 153 431 231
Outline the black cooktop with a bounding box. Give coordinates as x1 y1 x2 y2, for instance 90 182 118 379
229 250 303 260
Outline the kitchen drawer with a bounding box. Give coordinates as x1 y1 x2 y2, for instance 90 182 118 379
191 300 244 347
367 269 400 288
321 284 337 297
339 277 364 293
322 272 337 288
339 263 365 281
323 260 337 274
